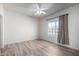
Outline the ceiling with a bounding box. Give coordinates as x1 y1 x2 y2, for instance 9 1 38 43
4 3 79 18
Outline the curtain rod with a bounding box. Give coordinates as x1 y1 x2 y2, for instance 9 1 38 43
47 13 69 21
47 16 58 21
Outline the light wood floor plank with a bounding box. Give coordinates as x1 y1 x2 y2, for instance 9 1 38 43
0 39 79 56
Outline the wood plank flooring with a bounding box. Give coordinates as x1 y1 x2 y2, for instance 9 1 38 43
0 39 79 56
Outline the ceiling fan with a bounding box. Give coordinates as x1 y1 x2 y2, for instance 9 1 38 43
35 3 46 15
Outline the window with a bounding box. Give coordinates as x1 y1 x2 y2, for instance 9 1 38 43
48 17 59 42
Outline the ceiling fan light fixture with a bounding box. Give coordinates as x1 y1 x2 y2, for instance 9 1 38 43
35 11 40 15
35 10 46 15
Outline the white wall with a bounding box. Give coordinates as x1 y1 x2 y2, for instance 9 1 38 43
0 15 2 48
3 9 39 45
0 4 4 48
40 5 79 50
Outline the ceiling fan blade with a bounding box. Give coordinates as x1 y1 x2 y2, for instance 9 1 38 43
27 8 48 12
25 4 48 12
40 8 48 10
36 3 40 10
27 9 39 11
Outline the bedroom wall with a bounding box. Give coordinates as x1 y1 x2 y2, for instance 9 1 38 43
0 14 1 47
3 9 39 45
39 5 79 50
0 4 4 48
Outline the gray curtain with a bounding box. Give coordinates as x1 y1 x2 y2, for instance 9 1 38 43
58 14 69 44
